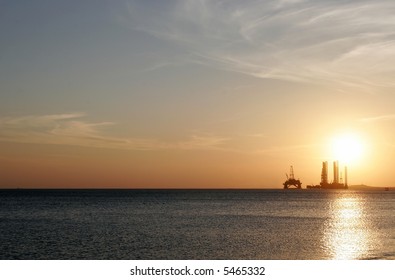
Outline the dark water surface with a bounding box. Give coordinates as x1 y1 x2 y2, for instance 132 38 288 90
0 189 394 259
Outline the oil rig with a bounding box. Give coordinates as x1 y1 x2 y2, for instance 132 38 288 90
307 161 348 189
283 166 302 189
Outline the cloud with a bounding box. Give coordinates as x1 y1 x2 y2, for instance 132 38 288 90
257 143 316 155
247 133 267 138
359 114 395 123
124 0 395 90
177 134 229 150
0 113 229 151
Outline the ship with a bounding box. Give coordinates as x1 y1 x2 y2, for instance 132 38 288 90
306 161 348 189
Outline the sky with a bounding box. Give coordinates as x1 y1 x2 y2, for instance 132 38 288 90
1 0 395 188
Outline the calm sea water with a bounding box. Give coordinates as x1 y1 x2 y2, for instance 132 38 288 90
0 189 394 260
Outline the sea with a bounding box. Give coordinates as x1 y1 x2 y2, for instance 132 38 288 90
0 189 394 260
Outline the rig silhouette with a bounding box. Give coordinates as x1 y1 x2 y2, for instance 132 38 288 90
307 161 348 189
283 161 348 189
283 166 302 189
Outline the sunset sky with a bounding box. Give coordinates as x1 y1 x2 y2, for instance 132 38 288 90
1 0 395 188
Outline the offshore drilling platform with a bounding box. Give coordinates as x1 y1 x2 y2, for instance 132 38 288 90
283 161 348 189
283 166 302 189
306 161 348 189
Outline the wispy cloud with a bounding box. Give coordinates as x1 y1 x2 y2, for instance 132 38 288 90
257 143 317 155
359 114 395 123
247 133 267 138
124 0 395 90
0 113 229 151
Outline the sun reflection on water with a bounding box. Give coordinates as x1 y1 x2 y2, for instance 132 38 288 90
323 195 372 259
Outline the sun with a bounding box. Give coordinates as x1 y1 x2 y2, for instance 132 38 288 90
331 133 364 165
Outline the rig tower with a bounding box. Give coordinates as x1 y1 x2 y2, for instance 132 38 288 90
321 161 328 185
344 166 348 187
333 161 339 184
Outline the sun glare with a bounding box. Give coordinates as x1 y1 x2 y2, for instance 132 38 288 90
331 133 364 165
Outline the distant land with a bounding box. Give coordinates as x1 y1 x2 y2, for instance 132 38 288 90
348 185 393 191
